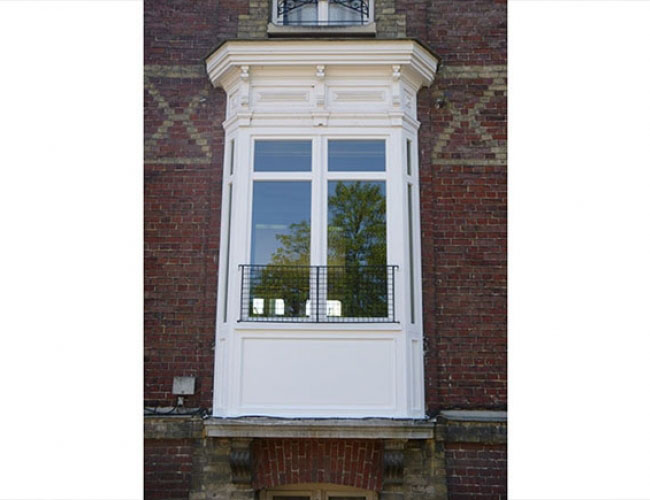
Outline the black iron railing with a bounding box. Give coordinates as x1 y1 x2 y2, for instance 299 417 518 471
239 265 397 323
277 0 370 25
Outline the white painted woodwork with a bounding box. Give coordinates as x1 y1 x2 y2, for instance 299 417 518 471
206 40 438 418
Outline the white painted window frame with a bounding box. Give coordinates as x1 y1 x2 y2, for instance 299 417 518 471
206 40 439 419
214 121 425 417
241 134 391 323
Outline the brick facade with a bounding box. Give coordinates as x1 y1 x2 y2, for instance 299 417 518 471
145 0 507 497
445 443 507 500
145 438 194 500
252 439 383 491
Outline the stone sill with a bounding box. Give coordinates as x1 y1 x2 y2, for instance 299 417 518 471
438 410 507 423
204 416 434 439
144 412 507 443
267 22 377 37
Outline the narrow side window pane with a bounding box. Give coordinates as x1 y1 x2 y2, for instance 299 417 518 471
223 184 233 322
408 183 415 324
327 181 387 318
406 139 412 176
328 140 385 172
254 140 311 172
229 139 235 176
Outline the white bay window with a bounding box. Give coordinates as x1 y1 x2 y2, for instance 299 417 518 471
206 40 438 418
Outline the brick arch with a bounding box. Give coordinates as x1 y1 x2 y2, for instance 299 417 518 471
252 438 383 491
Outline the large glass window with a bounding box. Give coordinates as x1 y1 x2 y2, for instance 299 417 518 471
243 138 395 322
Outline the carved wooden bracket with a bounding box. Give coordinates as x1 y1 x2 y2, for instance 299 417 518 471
383 439 406 486
230 438 253 484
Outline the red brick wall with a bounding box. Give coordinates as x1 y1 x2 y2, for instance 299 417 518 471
144 0 507 412
144 79 225 409
252 439 383 491
144 438 194 500
398 0 508 411
445 443 507 500
144 0 230 408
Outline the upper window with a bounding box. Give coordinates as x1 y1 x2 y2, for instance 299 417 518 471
273 0 371 26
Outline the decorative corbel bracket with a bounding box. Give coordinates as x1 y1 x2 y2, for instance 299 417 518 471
229 438 253 484
240 65 250 108
383 439 406 486
391 65 402 109
315 64 326 108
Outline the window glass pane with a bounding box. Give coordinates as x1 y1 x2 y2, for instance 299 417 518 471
327 181 387 318
254 140 311 172
406 138 412 176
283 2 317 24
329 2 364 24
328 140 385 172
229 139 235 176
408 184 415 324
251 182 311 265
249 182 311 319
223 184 233 322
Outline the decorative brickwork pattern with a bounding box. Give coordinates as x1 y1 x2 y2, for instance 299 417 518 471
445 443 507 500
395 0 507 411
375 0 406 38
252 439 383 491
237 0 269 39
145 438 194 500
422 66 507 410
145 77 213 162
144 70 226 409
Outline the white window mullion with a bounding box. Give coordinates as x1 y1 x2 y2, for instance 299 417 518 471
309 136 321 320
318 0 328 23
386 129 404 321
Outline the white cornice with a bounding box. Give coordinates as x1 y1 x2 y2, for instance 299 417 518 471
205 39 439 90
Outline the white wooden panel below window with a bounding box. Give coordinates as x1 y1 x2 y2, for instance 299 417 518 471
238 336 397 413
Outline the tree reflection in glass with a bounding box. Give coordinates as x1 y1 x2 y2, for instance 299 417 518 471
327 181 387 318
249 181 311 319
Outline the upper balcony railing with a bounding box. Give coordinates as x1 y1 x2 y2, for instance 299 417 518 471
276 0 370 26
239 265 397 323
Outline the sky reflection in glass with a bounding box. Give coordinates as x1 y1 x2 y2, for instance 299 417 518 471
328 140 385 172
251 181 311 265
254 140 312 172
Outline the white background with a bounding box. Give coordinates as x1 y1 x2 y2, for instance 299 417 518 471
0 0 649 499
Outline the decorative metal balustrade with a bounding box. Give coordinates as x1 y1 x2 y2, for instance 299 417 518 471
239 265 397 323
276 0 370 25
